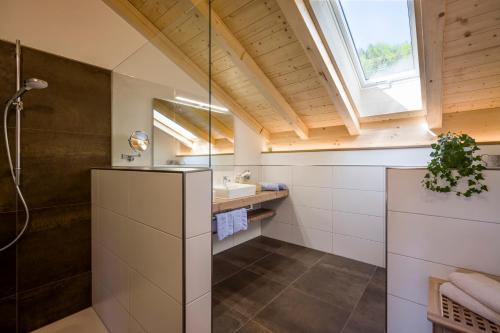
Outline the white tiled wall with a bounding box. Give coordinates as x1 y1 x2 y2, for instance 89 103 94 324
387 168 500 333
92 169 212 333
262 165 386 267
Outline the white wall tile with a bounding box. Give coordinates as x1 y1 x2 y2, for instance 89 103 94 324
261 166 292 186
99 208 131 263
128 220 183 302
262 220 293 243
388 211 500 275
292 166 332 188
129 316 147 333
333 211 384 242
130 271 182 333
95 284 129 333
292 186 332 210
388 169 500 224
233 221 261 245
186 233 211 303
388 253 455 306
332 166 385 191
212 233 234 255
128 172 183 237
185 171 211 238
263 199 293 224
92 170 100 205
186 292 211 333
332 234 385 267
101 247 130 311
388 295 432 333
332 189 384 217
290 225 332 253
234 165 262 185
92 205 100 244
99 170 129 215
293 206 332 232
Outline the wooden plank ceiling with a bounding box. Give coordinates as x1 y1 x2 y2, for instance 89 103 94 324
113 0 500 150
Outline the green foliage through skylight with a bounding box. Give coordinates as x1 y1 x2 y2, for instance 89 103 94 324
358 42 412 80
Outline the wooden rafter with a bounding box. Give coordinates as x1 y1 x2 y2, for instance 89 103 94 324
190 0 309 139
103 0 270 140
416 0 446 129
277 0 360 136
188 108 234 143
153 99 215 144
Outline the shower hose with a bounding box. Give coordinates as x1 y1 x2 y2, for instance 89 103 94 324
1 97 30 252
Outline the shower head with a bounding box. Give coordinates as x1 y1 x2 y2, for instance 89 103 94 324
10 78 48 101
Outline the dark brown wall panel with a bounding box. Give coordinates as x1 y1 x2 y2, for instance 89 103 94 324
0 40 111 332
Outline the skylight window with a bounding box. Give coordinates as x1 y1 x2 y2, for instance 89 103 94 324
331 0 419 87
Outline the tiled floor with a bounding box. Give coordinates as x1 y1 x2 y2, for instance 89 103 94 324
212 236 386 333
31 308 108 333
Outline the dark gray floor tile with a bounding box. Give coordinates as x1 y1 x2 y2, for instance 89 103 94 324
213 297 249 333
342 282 386 333
274 243 324 266
218 243 270 268
293 264 370 310
318 254 376 279
245 236 288 253
247 253 308 285
214 269 286 318
256 288 350 333
213 256 242 285
0 295 16 333
238 320 273 333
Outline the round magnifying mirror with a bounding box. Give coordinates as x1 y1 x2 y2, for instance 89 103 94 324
129 130 150 153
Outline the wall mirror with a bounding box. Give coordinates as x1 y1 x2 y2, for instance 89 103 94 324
152 97 234 166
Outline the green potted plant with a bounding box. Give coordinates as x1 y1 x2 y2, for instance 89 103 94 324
423 132 488 197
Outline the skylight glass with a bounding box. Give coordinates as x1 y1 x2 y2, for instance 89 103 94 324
333 0 418 86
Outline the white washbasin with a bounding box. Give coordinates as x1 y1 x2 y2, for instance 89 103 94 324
214 183 256 199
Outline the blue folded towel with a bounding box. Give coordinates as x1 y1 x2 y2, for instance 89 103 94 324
215 208 248 240
260 182 288 191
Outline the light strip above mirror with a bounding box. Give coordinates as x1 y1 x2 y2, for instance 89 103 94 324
174 96 229 113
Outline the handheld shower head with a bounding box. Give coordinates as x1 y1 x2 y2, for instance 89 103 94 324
10 78 48 101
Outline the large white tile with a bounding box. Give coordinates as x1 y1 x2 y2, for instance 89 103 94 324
128 220 183 302
128 171 183 237
293 206 333 232
332 166 385 191
130 271 182 333
92 170 100 205
292 166 332 188
129 316 146 333
186 233 211 303
95 284 129 333
261 220 293 243
185 171 211 238
332 233 385 267
388 211 500 275
186 292 211 333
233 221 261 245
388 253 455 306
388 295 432 333
92 205 100 244
332 189 384 217
290 225 332 253
101 247 130 311
32 308 109 333
387 169 500 224
333 211 384 242
263 198 293 224
234 165 261 185
99 208 131 262
99 170 129 215
291 186 332 210
212 233 234 255
261 166 292 187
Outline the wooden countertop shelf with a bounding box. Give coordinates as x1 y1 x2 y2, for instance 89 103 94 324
248 208 275 223
212 189 289 214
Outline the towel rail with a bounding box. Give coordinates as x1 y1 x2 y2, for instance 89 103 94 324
212 208 276 235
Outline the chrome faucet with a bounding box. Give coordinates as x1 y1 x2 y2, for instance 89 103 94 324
222 176 231 187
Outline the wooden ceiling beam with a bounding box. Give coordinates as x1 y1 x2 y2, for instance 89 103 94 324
277 0 360 136
103 0 270 141
188 108 235 143
416 0 445 129
153 99 215 145
190 0 309 139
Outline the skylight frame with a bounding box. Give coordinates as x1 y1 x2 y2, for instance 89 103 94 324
329 0 420 88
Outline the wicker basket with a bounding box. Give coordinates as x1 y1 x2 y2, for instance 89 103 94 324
428 277 500 333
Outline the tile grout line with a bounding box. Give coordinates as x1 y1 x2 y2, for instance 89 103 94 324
339 267 378 333
234 252 328 332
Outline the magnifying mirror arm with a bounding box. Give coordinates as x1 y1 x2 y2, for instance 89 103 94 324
121 152 141 162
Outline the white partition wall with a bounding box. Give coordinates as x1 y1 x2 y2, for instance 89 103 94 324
91 168 212 333
261 165 386 267
387 168 500 333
